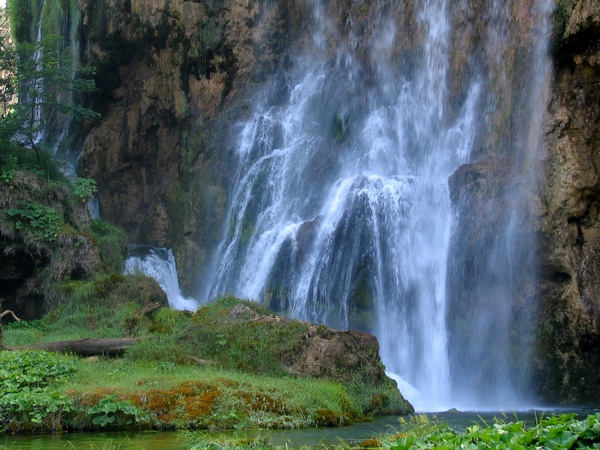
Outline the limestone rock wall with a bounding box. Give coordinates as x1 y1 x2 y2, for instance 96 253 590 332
537 0 600 402
78 0 309 293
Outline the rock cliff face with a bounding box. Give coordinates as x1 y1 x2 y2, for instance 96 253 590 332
78 0 309 293
75 0 600 403
537 0 600 402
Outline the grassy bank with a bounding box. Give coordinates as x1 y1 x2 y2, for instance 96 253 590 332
1 295 411 434
0 349 363 433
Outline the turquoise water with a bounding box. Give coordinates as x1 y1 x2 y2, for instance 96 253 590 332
5 410 596 449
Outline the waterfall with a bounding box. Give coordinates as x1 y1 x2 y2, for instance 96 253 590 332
204 0 554 410
124 246 198 311
25 0 83 177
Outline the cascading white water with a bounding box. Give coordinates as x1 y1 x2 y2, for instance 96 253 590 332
205 0 553 410
24 0 83 177
124 247 198 311
27 0 46 147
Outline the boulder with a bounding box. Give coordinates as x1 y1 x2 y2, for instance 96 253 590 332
186 299 414 415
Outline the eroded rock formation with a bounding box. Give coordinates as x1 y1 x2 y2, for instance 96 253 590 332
78 0 311 293
537 0 600 402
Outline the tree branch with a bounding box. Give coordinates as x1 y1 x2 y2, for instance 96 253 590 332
0 309 21 322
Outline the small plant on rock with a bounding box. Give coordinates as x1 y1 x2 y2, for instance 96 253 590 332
7 202 63 241
73 177 98 203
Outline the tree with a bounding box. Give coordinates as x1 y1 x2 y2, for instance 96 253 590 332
0 9 19 144
0 8 99 162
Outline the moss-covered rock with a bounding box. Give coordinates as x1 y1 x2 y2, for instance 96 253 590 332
178 297 414 416
0 151 129 320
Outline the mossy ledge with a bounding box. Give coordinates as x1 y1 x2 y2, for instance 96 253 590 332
2 297 413 434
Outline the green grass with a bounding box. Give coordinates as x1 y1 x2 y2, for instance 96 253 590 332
3 273 170 346
0 350 359 433
2 295 406 433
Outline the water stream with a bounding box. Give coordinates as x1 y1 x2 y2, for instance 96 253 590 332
124 246 198 311
26 0 83 177
203 0 554 411
6 409 597 449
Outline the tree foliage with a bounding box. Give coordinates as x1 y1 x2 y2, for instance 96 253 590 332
0 7 99 161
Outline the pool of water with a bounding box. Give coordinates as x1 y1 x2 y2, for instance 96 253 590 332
5 409 597 449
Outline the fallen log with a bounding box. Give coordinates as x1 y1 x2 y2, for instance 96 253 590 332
10 337 146 357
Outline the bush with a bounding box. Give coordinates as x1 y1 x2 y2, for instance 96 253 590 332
0 351 75 432
185 298 308 375
7 203 63 241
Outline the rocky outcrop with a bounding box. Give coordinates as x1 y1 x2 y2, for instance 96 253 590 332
0 170 103 319
536 0 600 403
208 302 390 384
186 300 414 416
77 0 312 293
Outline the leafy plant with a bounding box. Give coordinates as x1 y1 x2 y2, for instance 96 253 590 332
215 332 228 347
7 202 63 241
0 168 15 185
0 388 73 433
0 350 75 392
73 177 98 203
379 413 600 449
0 351 75 432
88 395 150 428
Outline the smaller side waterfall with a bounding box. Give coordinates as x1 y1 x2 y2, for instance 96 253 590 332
124 246 198 311
20 0 87 177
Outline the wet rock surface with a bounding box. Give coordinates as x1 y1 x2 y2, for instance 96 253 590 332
537 0 600 403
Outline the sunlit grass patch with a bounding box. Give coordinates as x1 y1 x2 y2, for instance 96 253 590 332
59 359 357 430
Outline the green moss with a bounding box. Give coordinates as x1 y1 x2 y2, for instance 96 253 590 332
86 219 128 273
36 274 168 341
92 273 126 298
550 0 576 53
7 0 34 42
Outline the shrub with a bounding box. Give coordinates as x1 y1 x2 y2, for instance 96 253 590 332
88 395 149 428
7 203 63 241
0 351 75 432
72 177 98 203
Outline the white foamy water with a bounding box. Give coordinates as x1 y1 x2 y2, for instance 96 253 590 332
202 0 554 410
124 247 197 311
